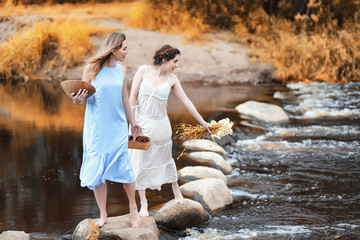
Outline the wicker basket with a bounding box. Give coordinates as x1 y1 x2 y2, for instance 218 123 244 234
128 136 151 150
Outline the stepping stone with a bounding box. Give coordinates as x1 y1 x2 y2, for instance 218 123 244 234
235 100 289 123
154 199 209 230
186 151 232 174
178 166 227 183
72 215 160 240
182 139 226 155
180 178 233 211
0 231 29 240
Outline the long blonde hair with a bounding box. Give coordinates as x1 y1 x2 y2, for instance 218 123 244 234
85 32 126 81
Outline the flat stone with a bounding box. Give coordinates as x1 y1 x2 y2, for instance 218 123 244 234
154 199 209 230
0 231 30 240
178 166 228 183
182 139 226 155
180 178 233 211
235 100 289 123
186 151 232 174
72 215 160 240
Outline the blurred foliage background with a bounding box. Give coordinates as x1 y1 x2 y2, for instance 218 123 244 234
129 0 360 83
1 0 359 83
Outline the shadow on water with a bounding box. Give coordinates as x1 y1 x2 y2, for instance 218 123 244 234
1 80 360 240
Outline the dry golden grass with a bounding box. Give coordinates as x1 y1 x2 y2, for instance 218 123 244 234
0 19 109 81
1 1 134 21
86 220 99 240
128 0 360 83
56 20 108 68
128 0 211 42
1 0 359 83
0 21 52 80
175 123 221 143
0 1 137 81
231 2 360 83
175 122 229 160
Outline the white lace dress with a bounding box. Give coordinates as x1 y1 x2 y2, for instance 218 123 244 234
129 65 178 190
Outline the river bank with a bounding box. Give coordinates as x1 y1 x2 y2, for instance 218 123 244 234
0 5 279 85
65 19 279 85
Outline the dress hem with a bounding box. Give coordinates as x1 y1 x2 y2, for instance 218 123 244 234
132 158 175 170
135 178 178 191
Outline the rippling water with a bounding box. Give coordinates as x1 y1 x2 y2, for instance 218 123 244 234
181 82 360 240
0 81 359 239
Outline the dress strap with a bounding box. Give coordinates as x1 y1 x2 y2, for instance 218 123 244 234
131 65 148 109
166 73 172 84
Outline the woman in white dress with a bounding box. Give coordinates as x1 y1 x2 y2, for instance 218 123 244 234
129 45 210 217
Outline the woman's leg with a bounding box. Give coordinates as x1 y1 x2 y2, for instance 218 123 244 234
94 183 108 227
138 189 149 217
123 182 141 228
172 182 184 204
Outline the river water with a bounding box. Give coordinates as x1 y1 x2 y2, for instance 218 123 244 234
0 81 359 240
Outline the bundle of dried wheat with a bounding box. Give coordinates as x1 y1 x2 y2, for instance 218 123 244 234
175 118 234 159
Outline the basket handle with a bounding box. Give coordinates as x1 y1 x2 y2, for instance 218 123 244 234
129 130 144 141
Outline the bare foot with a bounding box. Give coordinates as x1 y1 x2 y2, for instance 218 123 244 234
96 213 107 227
175 194 184 204
129 206 141 228
172 183 184 204
139 201 149 218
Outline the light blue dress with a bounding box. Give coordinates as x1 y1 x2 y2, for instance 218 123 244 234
80 64 135 190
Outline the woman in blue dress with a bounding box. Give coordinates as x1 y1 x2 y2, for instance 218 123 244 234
71 32 141 228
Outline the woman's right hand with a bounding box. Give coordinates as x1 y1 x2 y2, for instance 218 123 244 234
130 122 141 139
71 89 88 105
202 121 211 134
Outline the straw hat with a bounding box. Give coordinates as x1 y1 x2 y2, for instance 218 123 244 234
61 80 96 99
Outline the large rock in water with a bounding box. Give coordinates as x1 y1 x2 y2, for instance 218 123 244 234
182 139 226 155
235 100 289 123
72 215 160 240
186 151 232 174
0 231 30 240
178 166 228 184
154 199 209 230
180 178 233 211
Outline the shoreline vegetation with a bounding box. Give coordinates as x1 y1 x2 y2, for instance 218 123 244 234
0 0 359 84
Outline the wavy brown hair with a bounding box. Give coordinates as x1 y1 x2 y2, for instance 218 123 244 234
85 32 126 81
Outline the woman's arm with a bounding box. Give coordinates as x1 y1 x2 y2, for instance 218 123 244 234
122 65 141 136
71 64 91 105
171 75 210 130
129 65 146 117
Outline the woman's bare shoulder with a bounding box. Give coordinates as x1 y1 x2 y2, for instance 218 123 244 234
138 64 151 71
117 63 127 75
82 64 93 83
169 73 180 86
